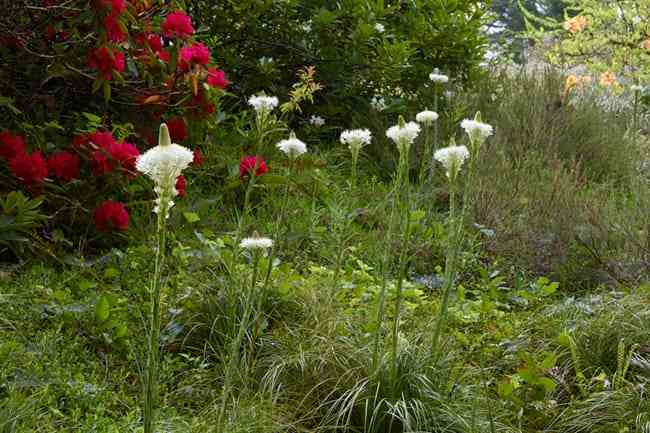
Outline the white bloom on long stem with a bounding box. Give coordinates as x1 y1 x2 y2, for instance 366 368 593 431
370 95 387 111
340 129 372 149
375 23 385 33
248 95 279 114
416 110 439 125
137 124 193 217
460 118 493 143
239 236 273 250
631 84 644 92
429 68 449 84
309 115 325 127
276 133 307 158
434 145 469 179
386 121 421 152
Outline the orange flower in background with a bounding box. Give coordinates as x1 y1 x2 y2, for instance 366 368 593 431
643 39 650 51
564 15 587 33
565 74 580 93
599 71 617 87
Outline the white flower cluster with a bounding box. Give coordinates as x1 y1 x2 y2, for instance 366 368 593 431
309 115 325 127
340 129 372 148
631 84 644 92
429 69 449 84
434 145 470 179
416 110 439 124
276 134 308 158
460 119 494 143
239 236 273 250
136 124 194 218
248 95 279 114
374 23 385 33
370 95 387 111
386 121 421 150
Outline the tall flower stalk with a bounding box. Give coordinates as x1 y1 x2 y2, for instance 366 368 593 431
262 133 307 291
340 129 372 190
430 114 492 359
218 235 273 431
372 117 420 378
415 110 439 186
428 69 449 181
136 124 194 433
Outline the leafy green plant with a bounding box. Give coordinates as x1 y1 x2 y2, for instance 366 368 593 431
0 191 45 255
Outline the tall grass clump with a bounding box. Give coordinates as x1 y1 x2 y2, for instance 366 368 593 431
462 68 646 287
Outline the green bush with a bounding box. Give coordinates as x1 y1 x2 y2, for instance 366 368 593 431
189 0 489 129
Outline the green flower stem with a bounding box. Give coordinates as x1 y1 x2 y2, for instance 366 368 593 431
390 187 412 396
428 89 440 182
350 150 359 191
218 252 261 431
371 149 408 372
430 177 460 359
143 192 170 433
262 158 295 291
418 125 432 186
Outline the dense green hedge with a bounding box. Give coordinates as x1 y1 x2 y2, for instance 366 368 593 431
189 0 489 124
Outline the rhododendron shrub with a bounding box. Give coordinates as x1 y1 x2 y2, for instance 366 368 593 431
0 1 230 249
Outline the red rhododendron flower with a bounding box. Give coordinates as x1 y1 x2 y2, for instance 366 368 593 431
88 46 125 80
175 175 186 198
104 13 126 43
98 0 127 14
162 11 194 38
239 156 268 179
206 68 230 89
94 200 129 232
88 131 117 149
9 151 48 191
166 117 187 142
192 148 203 167
91 139 139 175
179 43 210 70
145 33 163 53
107 141 139 173
47 151 80 182
0 131 27 160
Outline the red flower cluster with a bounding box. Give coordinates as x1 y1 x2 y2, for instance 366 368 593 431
9 151 48 192
0 131 27 160
207 68 230 89
104 13 127 43
89 131 140 176
179 43 210 71
162 11 194 38
88 46 125 80
239 156 268 179
98 0 127 14
175 175 187 198
94 200 129 232
166 117 187 142
47 151 80 182
192 148 203 167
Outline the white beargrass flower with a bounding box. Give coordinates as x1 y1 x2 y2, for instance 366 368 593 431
631 84 644 92
248 95 279 114
429 68 449 84
309 115 325 127
416 110 439 125
460 118 494 144
386 121 421 153
434 145 469 179
370 95 387 111
239 236 273 250
340 129 372 149
375 23 385 33
276 133 307 158
137 123 193 217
